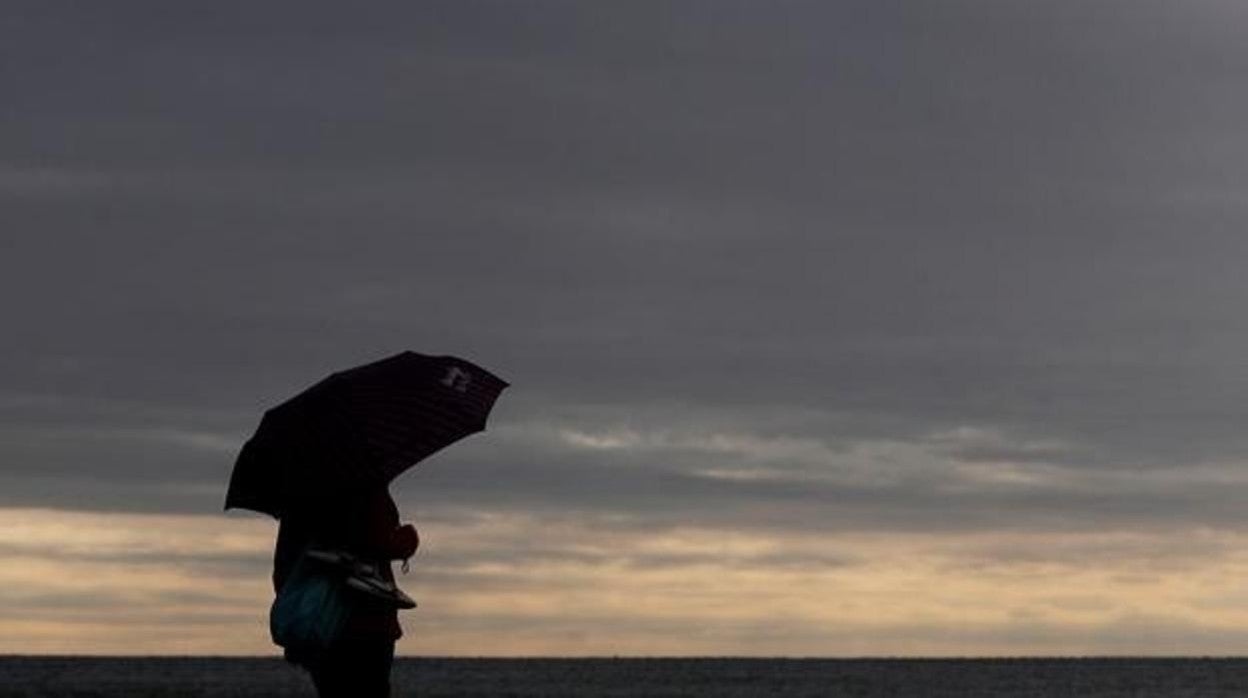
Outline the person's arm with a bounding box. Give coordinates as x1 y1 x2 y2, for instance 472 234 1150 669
338 488 417 560
390 523 419 560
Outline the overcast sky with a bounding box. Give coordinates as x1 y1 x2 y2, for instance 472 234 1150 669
6 1 1248 656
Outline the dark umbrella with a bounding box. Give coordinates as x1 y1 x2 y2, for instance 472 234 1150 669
225 351 508 518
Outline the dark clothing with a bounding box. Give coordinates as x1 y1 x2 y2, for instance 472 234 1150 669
310 636 395 698
273 487 407 644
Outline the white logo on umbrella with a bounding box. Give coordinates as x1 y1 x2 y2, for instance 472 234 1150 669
441 367 472 392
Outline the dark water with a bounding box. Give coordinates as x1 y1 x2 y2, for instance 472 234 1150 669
3 656 1248 697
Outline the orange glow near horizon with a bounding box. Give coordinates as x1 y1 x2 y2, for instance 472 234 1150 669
3 508 1248 656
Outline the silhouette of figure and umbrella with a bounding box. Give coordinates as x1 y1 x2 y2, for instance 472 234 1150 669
224 351 507 697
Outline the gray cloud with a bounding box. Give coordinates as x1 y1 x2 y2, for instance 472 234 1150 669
5 1 1248 540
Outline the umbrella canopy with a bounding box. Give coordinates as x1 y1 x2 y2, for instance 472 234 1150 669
225 351 508 518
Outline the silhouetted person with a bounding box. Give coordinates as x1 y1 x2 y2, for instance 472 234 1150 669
274 486 419 698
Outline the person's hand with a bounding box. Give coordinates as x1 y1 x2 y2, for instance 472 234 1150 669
391 523 419 560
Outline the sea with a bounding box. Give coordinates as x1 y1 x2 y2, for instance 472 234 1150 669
3 656 1247 697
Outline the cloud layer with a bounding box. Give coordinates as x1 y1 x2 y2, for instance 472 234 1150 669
5 1 1248 654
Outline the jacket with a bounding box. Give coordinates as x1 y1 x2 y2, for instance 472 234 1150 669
273 487 411 642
